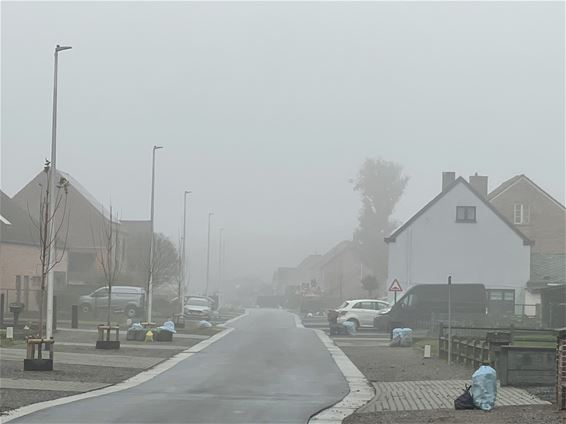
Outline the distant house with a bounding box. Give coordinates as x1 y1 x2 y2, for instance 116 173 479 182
319 240 371 299
0 190 68 312
385 172 532 310
12 169 125 285
488 174 566 311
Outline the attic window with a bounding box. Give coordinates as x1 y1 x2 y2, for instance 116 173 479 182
456 206 476 223
514 203 530 225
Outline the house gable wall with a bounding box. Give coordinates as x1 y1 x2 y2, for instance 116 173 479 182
387 182 531 293
489 178 566 254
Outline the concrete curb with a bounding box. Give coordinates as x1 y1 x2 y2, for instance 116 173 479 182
1 327 235 423
218 310 249 327
309 329 375 423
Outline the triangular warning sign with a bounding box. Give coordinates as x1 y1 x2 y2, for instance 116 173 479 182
389 279 403 292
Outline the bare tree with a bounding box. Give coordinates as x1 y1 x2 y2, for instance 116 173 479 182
361 275 379 298
91 204 122 326
28 161 70 338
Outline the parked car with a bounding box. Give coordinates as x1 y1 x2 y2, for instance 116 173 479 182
79 286 145 318
333 299 391 329
373 283 487 332
183 296 213 320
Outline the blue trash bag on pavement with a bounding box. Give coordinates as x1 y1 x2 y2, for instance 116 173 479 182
342 320 357 336
198 320 212 328
399 328 413 347
159 320 176 334
471 365 497 411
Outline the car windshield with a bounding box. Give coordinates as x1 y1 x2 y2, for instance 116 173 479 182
187 299 209 307
338 301 350 309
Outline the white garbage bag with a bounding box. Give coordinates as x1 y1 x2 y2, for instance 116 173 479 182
471 365 497 411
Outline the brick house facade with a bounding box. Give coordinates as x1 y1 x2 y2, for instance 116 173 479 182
0 191 68 312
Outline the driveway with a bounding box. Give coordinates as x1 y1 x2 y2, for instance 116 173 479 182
11 309 349 423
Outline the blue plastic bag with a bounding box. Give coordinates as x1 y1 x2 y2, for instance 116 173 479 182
471 365 497 411
342 320 357 336
158 320 176 334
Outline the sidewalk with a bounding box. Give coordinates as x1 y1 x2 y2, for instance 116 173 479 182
330 333 561 424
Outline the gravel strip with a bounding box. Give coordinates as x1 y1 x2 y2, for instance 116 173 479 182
1 361 139 384
0 389 81 416
340 344 471 382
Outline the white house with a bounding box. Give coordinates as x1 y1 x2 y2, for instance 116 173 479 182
385 172 532 306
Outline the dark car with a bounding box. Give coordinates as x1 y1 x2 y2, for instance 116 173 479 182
374 283 487 332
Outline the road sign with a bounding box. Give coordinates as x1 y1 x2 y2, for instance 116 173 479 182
389 279 403 292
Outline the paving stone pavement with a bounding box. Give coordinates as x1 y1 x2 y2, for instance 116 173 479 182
359 379 550 412
333 336 391 348
57 327 209 340
54 342 187 350
0 348 163 369
0 378 109 392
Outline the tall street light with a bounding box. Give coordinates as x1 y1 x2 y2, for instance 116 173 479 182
180 190 191 315
46 44 72 340
147 145 163 323
205 212 214 296
217 228 224 295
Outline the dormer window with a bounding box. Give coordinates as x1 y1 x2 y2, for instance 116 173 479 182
514 203 530 225
456 206 476 223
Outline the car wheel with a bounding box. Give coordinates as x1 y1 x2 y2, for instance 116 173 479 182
125 305 138 318
80 304 91 314
348 318 360 330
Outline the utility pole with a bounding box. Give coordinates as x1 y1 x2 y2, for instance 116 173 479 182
218 228 224 294
205 212 213 296
180 190 191 315
46 44 71 339
147 145 163 323
447 275 452 366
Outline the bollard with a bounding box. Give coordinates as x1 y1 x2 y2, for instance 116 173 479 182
53 296 57 332
6 327 13 339
71 305 78 329
0 293 4 327
424 344 431 359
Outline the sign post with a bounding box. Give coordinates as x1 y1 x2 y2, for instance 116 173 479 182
448 275 452 366
388 279 403 304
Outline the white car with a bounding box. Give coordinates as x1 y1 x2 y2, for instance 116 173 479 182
336 299 391 329
183 296 213 320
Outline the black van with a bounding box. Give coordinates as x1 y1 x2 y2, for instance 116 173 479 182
373 283 487 331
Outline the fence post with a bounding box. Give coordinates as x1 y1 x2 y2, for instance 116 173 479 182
71 305 78 329
0 293 4 327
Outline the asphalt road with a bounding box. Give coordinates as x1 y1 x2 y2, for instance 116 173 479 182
12 309 349 424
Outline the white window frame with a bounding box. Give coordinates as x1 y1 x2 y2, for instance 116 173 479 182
513 203 530 225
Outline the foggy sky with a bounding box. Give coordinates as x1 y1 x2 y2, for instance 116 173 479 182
2 2 564 291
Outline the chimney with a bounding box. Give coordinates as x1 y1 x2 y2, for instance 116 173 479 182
442 171 456 191
469 173 488 198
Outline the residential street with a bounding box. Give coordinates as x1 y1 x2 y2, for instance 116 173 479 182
9 309 349 424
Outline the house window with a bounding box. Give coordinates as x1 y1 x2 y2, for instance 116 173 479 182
514 203 530 225
456 206 476 223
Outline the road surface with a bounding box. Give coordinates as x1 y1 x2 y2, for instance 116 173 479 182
13 309 349 423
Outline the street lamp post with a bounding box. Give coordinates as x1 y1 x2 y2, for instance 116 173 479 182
180 190 191 315
147 145 163 323
218 228 224 294
205 212 214 296
46 44 72 340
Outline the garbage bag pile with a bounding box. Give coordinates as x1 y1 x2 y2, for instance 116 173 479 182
389 328 413 347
